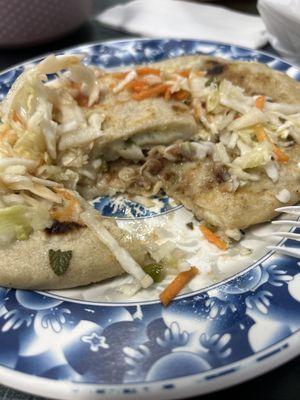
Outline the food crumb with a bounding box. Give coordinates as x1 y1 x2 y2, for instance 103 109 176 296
275 189 291 203
240 247 253 256
186 222 194 230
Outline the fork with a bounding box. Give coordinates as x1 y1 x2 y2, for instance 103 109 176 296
267 206 300 258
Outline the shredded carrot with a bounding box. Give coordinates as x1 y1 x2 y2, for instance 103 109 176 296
12 111 23 125
50 188 80 222
132 84 169 101
68 80 81 90
54 188 78 202
159 267 198 306
75 93 89 107
136 67 161 76
273 145 289 163
253 126 289 162
125 78 149 92
254 125 267 142
111 71 128 79
164 86 171 101
255 95 266 111
200 225 228 250
178 69 191 78
172 89 190 102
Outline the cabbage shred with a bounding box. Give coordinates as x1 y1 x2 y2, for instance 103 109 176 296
0 54 299 251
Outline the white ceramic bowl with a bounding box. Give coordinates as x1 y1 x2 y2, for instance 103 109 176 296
0 0 92 47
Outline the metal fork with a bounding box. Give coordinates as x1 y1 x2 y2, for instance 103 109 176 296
267 206 300 258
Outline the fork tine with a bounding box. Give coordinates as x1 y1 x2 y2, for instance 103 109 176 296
267 245 300 258
269 232 300 241
272 220 300 227
275 206 300 215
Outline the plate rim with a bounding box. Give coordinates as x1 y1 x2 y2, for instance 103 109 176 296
1 36 299 76
0 332 299 400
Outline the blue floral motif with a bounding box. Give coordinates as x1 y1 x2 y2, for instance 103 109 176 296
0 39 298 399
40 308 71 333
81 332 110 352
92 194 181 219
156 322 189 348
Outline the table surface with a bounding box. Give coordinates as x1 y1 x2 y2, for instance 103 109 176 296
0 1 299 399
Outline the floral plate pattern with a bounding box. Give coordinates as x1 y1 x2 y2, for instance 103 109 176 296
0 39 299 400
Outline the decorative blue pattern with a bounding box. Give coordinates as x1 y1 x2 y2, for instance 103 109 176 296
92 195 182 219
0 39 299 399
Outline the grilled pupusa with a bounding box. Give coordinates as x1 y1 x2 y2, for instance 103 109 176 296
0 53 299 290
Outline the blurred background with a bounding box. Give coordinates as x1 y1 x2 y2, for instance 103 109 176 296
0 0 290 69
0 0 299 68
0 0 299 399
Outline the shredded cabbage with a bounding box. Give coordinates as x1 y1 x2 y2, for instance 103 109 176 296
113 70 137 94
80 204 153 288
13 130 45 161
232 144 271 169
68 64 101 106
189 76 207 98
58 111 104 152
229 166 259 181
219 79 252 114
3 176 62 203
58 125 103 151
206 88 220 113
265 103 300 114
0 158 37 171
264 161 279 183
0 204 51 246
214 142 230 163
228 108 267 131
0 52 299 250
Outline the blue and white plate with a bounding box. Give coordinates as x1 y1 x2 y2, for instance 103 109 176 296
0 39 299 400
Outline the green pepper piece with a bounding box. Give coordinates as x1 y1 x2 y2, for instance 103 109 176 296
143 263 164 283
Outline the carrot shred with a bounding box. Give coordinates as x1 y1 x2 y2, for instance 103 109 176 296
253 126 289 162
178 69 191 78
132 84 169 101
111 71 128 79
255 95 266 111
75 93 89 107
125 78 149 92
159 267 198 306
172 89 190 101
200 225 228 250
164 86 171 101
12 111 23 125
136 67 161 76
273 145 289 163
54 188 78 202
50 189 80 222
68 80 81 90
254 125 267 142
